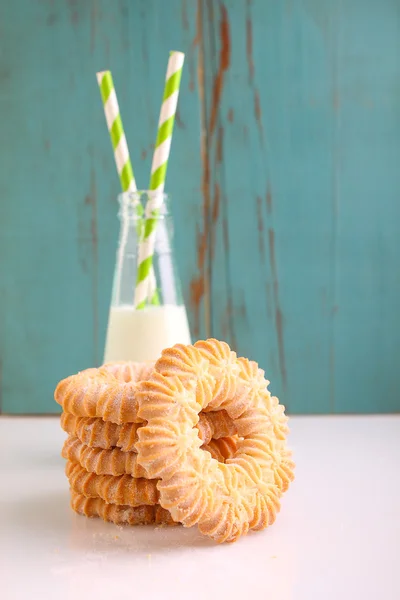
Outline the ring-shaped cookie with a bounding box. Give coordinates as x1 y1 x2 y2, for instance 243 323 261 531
70 490 177 526
54 361 155 424
65 460 159 507
62 435 238 477
60 408 236 452
135 339 294 544
56 360 239 440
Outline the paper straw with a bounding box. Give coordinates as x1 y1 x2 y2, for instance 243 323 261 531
134 51 185 308
96 71 137 193
97 71 155 304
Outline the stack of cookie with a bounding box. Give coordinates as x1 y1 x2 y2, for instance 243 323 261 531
55 339 295 543
56 360 241 527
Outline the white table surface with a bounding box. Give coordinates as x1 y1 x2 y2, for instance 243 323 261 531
0 416 399 600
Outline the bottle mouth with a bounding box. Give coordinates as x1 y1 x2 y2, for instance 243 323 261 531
118 191 170 218
118 190 169 206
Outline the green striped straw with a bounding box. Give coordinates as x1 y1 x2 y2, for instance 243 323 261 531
96 71 137 193
96 70 148 305
134 51 185 309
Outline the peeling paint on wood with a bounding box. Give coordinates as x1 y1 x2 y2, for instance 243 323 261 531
246 12 254 82
194 0 211 338
268 228 287 391
256 196 265 262
209 3 230 136
85 170 99 365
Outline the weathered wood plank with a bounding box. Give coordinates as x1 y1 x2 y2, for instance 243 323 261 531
1 0 400 414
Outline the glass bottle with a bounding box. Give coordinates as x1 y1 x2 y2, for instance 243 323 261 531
103 191 191 363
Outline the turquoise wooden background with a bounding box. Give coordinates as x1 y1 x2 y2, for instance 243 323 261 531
1 0 399 414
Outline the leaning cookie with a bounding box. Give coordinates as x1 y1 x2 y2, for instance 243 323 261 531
135 339 295 544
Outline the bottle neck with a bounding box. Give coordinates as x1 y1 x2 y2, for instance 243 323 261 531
110 190 182 308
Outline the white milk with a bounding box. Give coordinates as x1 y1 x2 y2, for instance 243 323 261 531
103 304 191 363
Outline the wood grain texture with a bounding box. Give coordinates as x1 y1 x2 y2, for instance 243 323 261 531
0 0 399 414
